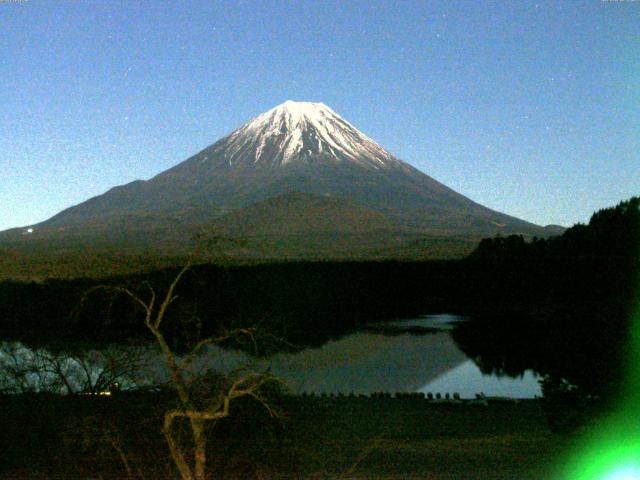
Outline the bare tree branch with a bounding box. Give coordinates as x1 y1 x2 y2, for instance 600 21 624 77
76 262 282 480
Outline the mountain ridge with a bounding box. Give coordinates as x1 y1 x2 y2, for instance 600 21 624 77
1 100 556 260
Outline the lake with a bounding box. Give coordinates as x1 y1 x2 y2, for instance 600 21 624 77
0 314 541 398
260 314 541 398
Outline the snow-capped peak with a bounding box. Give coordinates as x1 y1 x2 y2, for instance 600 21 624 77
277 100 334 120
213 100 407 170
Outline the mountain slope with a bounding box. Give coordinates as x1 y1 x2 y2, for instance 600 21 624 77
209 192 396 236
1 101 552 257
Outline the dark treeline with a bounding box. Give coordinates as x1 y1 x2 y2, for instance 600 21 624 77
0 260 466 350
453 197 640 423
0 253 585 350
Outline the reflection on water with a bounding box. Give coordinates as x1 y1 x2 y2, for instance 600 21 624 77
266 330 466 394
421 360 540 399
381 313 466 331
0 314 541 398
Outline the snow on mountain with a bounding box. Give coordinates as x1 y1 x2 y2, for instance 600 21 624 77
203 100 408 171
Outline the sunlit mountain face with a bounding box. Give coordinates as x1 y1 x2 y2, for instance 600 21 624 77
1 101 551 259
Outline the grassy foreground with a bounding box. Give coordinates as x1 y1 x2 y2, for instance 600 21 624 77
0 393 576 479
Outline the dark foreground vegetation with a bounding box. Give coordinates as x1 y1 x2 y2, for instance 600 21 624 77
1 392 568 480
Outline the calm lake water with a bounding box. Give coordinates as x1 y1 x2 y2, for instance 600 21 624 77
0 314 541 398
260 314 541 398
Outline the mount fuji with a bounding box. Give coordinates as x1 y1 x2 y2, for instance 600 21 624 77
2 101 554 259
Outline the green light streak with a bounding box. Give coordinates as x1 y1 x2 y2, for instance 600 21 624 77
602 465 640 480
559 281 640 480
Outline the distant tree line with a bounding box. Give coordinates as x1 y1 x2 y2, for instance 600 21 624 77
472 196 639 264
454 197 640 426
0 260 467 350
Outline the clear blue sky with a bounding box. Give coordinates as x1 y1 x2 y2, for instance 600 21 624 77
1 0 638 231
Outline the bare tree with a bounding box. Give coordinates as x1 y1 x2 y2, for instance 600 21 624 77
0 342 34 394
0 341 148 394
88 263 280 480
